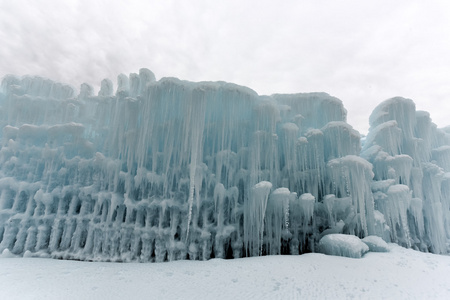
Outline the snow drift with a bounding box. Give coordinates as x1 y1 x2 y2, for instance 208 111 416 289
319 234 369 258
0 69 449 262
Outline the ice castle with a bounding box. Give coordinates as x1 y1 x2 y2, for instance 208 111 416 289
0 68 449 262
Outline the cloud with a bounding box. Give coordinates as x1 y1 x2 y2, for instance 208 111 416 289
1 0 450 133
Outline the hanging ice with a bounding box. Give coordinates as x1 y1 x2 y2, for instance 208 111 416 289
0 70 449 262
364 97 450 253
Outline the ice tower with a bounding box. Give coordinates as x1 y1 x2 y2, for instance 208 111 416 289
0 69 448 262
362 98 450 253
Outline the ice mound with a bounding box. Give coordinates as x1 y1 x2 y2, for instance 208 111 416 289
0 70 449 262
319 234 369 258
1 248 15 258
362 235 390 252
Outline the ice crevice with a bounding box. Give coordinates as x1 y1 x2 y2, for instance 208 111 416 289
0 69 449 262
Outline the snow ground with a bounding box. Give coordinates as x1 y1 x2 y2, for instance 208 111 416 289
1 244 449 300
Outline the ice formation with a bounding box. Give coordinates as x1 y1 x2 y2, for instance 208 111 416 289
0 69 449 262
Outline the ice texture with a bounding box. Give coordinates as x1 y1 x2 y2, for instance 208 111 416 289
0 70 449 262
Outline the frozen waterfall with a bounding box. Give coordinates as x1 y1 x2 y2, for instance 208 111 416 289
0 69 449 262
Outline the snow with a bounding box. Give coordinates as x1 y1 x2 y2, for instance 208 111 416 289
362 235 390 252
319 234 369 258
2 244 450 299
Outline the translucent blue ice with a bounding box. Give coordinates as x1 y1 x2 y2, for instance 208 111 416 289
0 69 449 262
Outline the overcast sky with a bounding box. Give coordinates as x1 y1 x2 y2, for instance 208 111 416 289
1 0 449 134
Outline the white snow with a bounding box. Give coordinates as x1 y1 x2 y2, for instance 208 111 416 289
319 234 369 258
362 235 390 252
1 244 450 300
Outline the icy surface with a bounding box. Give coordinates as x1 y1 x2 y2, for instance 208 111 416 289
0 70 449 262
319 234 369 258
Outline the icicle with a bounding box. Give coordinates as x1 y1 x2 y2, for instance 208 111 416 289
265 187 290 255
244 181 272 256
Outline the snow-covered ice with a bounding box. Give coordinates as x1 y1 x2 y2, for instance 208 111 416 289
362 235 390 252
319 234 369 258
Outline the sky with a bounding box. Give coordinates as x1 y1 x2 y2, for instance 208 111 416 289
1 0 449 134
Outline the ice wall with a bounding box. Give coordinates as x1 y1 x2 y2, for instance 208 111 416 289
362 97 450 253
0 70 448 262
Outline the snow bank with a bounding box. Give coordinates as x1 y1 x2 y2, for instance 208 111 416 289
2 244 450 299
